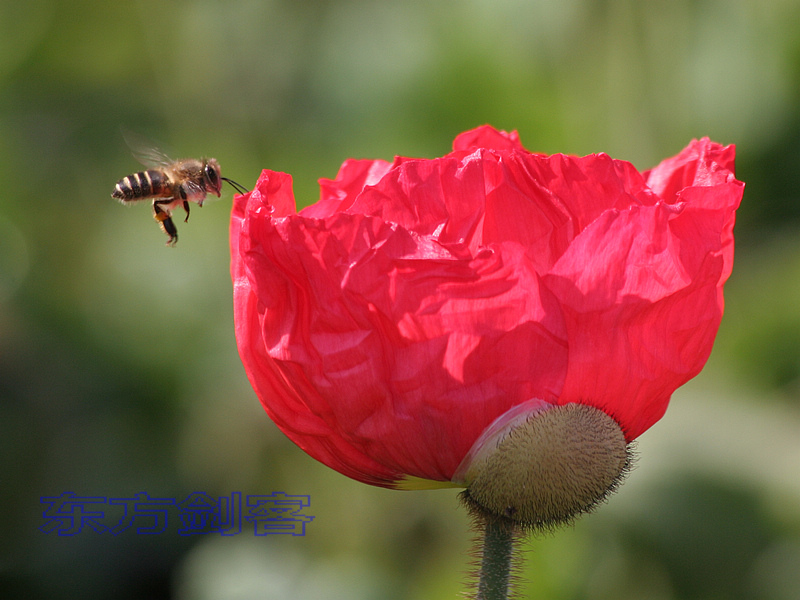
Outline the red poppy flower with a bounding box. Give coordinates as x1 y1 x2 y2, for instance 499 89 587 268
230 126 743 494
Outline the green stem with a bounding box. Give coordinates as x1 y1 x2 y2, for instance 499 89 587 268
477 517 514 600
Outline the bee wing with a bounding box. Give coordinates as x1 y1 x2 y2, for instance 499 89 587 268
121 129 174 168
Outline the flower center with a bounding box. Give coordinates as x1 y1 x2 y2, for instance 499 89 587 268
460 403 631 530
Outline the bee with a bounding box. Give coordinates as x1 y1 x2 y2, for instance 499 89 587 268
112 140 248 246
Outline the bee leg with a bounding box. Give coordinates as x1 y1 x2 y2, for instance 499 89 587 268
183 200 190 223
153 201 178 246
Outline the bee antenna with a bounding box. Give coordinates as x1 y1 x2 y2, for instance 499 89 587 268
222 177 249 195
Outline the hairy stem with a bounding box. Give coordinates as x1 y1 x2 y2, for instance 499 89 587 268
476 516 515 600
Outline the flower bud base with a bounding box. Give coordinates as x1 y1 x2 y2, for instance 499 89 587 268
461 404 632 532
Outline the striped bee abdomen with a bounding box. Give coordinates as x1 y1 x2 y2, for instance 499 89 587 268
112 169 170 201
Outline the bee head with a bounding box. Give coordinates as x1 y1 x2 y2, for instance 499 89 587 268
203 158 223 197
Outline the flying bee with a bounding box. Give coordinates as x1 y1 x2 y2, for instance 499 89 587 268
112 141 248 246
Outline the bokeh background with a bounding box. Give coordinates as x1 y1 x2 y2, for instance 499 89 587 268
2 1 800 598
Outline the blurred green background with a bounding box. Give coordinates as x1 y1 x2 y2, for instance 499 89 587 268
2 1 800 599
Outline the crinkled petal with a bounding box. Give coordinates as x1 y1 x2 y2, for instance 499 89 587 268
479 151 660 270
452 125 524 153
232 170 569 485
544 151 742 439
308 158 393 217
643 137 737 204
